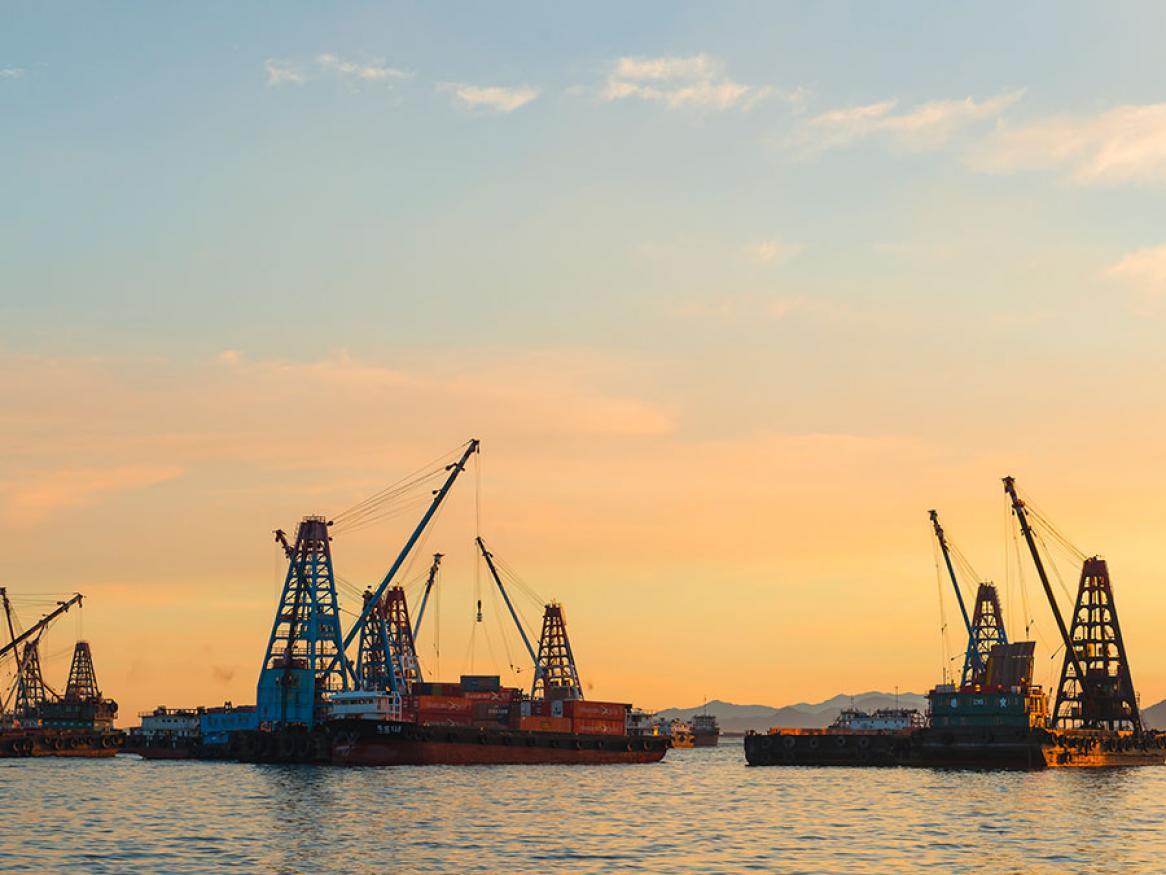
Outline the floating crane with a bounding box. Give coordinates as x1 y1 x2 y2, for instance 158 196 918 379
1004 476 1141 734
1 591 83 720
476 536 583 700
929 510 1007 686
256 440 478 727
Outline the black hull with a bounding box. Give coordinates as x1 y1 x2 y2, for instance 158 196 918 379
745 728 1166 770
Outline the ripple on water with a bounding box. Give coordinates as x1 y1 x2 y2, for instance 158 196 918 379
3 743 1165 872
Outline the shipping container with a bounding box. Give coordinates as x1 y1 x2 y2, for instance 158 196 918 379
412 682 463 697
572 718 626 736
472 702 511 721
413 695 473 714
416 713 472 727
463 689 520 703
518 716 572 733
460 675 501 692
563 700 628 721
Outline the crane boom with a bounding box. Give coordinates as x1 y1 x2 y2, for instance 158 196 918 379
476 537 538 666
331 439 479 679
929 510 976 639
412 553 444 640
0 592 84 662
930 509 989 682
1003 476 1087 685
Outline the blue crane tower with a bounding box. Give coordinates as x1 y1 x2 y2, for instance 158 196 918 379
256 516 350 726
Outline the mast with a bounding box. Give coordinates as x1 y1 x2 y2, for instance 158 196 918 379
1002 477 1088 693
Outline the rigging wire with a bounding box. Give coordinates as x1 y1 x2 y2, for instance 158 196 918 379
933 529 953 685
330 441 470 530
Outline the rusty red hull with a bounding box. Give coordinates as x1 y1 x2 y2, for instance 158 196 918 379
231 720 669 766
1 729 123 758
334 736 666 766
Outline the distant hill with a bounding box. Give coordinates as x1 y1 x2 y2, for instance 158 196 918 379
1141 699 1166 730
657 692 928 734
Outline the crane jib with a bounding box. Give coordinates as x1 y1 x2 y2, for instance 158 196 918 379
329 439 480 681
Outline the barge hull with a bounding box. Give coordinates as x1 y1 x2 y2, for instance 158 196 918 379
745 729 1166 769
231 720 669 766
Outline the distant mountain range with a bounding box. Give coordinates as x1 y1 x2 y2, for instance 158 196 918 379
659 693 1166 734
658 692 928 735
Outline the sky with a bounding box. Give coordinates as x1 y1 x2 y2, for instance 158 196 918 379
4 2 1166 722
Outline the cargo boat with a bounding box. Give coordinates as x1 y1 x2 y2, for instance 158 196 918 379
225 456 671 768
229 717 667 766
1 590 125 758
745 478 1166 770
225 684 667 765
692 711 720 747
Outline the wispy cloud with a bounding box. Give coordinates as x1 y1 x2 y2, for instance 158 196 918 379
791 91 1023 154
440 83 540 114
1105 244 1166 311
265 54 412 88
317 53 411 82
265 59 306 86
601 53 802 112
971 103 1166 186
744 239 804 265
1 465 183 525
0 67 25 79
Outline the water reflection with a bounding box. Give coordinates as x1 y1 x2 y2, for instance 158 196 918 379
2 744 1165 873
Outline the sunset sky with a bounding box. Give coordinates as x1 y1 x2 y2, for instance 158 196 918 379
5 3 1166 721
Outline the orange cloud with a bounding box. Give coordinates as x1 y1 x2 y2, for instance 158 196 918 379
1 465 183 525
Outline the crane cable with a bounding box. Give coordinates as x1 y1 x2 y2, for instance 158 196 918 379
330 441 471 532
932 528 954 685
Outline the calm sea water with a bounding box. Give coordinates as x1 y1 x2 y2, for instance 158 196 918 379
2 740 1163 873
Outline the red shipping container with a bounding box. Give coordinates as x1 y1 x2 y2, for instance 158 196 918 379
472 702 511 721
518 716 572 733
417 713 472 727
463 690 520 703
563 700 627 721
414 695 473 714
572 718 625 736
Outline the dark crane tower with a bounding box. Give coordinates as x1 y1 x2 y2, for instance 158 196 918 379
356 590 391 691
1004 476 1142 733
967 585 1006 685
14 641 53 716
532 604 583 701
355 586 422 694
257 516 350 727
64 642 101 701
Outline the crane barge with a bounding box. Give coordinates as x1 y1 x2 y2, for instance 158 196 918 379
745 478 1166 768
222 439 667 766
0 590 124 757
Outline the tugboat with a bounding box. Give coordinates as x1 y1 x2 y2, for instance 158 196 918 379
692 705 721 747
1 590 124 758
745 478 1166 769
